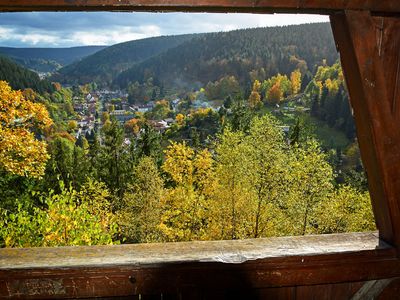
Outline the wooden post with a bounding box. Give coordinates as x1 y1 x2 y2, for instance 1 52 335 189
330 11 400 249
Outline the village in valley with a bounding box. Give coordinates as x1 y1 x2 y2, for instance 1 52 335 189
70 86 221 143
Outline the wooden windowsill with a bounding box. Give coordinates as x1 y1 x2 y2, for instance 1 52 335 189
1 231 399 298
0 231 389 270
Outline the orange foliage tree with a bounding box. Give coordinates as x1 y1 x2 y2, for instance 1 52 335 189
0 81 53 178
267 81 283 104
125 118 141 135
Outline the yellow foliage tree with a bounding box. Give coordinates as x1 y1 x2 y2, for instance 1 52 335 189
0 81 52 178
67 120 78 132
118 157 165 243
248 90 262 109
163 142 195 186
160 142 215 241
315 185 375 233
175 113 185 126
290 69 302 95
210 129 255 240
252 80 261 92
324 78 340 95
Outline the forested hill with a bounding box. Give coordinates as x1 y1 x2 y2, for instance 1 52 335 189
52 34 196 86
0 46 106 73
0 56 54 93
114 23 338 90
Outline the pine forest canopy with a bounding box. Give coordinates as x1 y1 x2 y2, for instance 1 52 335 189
0 55 54 93
52 34 196 86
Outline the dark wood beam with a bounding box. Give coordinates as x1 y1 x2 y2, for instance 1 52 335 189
330 11 400 250
0 0 400 14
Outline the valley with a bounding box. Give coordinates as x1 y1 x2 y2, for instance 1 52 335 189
0 22 373 247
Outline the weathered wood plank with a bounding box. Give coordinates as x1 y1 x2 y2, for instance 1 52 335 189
0 232 386 269
0 0 400 14
1 232 400 299
330 12 400 249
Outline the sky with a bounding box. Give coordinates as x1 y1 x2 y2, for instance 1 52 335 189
0 12 329 48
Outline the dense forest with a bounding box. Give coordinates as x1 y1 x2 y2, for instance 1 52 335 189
0 46 106 73
53 34 195 86
114 23 337 91
0 56 54 93
0 23 375 248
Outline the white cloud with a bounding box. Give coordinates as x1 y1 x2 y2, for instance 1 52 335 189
0 13 330 47
0 27 13 36
19 33 58 45
0 26 59 46
69 25 161 45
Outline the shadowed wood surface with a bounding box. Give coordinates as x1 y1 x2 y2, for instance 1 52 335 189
331 11 400 249
0 0 400 14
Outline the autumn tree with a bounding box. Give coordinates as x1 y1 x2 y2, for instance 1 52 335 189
0 180 118 247
160 142 214 241
205 76 241 100
124 118 141 136
118 157 164 243
146 99 171 120
67 120 78 132
314 185 375 234
210 128 254 240
285 141 334 235
267 81 283 104
246 116 288 238
175 113 185 126
290 69 302 95
0 81 52 178
262 74 291 104
248 80 262 109
210 116 289 239
101 111 110 124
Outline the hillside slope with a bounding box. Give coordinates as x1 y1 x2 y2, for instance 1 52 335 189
114 23 338 91
0 46 106 73
0 55 54 93
53 34 196 86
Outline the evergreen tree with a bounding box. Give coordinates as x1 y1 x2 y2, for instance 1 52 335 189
99 120 131 198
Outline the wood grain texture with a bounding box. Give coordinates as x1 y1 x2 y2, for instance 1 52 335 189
330 12 400 249
0 0 400 13
0 232 386 269
1 232 400 299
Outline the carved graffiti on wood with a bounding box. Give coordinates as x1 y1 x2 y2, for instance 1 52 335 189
6 279 66 297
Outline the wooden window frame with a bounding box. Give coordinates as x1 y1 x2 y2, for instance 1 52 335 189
0 1 400 298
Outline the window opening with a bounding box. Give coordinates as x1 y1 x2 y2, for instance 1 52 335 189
0 12 376 248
